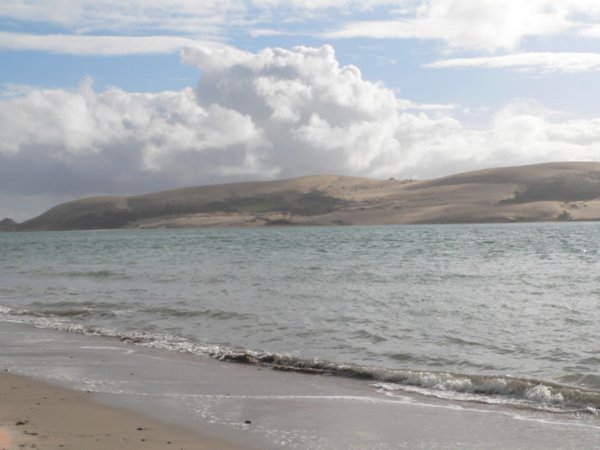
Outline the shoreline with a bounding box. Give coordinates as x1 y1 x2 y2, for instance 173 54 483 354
3 218 600 233
0 371 245 450
1 321 600 449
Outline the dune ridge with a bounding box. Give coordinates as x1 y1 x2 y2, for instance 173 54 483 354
6 162 600 231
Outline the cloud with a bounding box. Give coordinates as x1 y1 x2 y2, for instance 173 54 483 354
3 1 600 55
483 99 600 163
181 43 600 177
0 0 242 35
0 77 269 194
580 23 600 37
426 52 600 73
0 0 402 38
0 32 210 56
181 44 455 176
247 28 285 38
250 0 400 9
1 44 600 221
324 0 598 52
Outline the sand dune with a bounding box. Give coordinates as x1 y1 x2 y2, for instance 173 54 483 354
8 162 600 230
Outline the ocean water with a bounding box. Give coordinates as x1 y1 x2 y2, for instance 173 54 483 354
1 223 600 413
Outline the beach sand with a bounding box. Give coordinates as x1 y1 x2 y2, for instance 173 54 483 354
0 371 243 450
1 322 600 449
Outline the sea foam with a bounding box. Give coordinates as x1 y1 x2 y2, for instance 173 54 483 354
1 305 599 415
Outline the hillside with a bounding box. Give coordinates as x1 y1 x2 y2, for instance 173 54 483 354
0 218 17 231
7 162 600 231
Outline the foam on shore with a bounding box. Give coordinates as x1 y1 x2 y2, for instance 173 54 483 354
2 321 600 449
2 307 599 415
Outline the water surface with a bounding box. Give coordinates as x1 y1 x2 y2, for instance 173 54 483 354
1 223 599 411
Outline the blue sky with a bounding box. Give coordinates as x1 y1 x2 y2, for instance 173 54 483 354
1 1 600 220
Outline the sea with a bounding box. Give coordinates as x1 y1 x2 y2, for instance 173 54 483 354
1 223 600 415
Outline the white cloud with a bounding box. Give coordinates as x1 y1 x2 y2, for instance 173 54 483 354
324 0 600 52
484 99 600 163
0 77 269 192
251 0 398 8
1 43 600 221
247 28 285 37
0 0 243 35
0 0 403 38
580 23 600 37
2 0 600 55
0 83 36 98
426 52 600 73
0 32 209 56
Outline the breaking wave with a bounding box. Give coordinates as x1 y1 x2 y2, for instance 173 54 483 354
1 305 599 415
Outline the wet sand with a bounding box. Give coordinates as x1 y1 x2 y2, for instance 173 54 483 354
1 321 600 449
0 371 243 450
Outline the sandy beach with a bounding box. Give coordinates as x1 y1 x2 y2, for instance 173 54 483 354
0 371 243 450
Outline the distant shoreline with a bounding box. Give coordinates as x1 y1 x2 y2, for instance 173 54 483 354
4 218 600 234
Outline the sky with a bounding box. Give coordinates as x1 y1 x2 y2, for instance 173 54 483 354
1 0 600 221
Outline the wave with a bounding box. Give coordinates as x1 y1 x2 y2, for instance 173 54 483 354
19 269 129 280
26 300 124 309
66 270 112 277
140 306 252 321
10 308 91 318
1 303 118 319
1 307 599 414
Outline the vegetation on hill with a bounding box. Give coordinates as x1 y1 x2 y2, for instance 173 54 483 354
5 162 600 231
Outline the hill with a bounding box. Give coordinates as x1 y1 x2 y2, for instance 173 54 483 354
0 218 17 231
8 162 600 231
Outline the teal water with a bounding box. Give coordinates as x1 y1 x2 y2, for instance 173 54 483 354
1 224 600 411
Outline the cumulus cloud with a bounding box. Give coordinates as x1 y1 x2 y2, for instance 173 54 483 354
181 44 464 177
0 77 269 195
426 52 600 73
1 44 600 220
180 44 600 177
478 100 600 166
